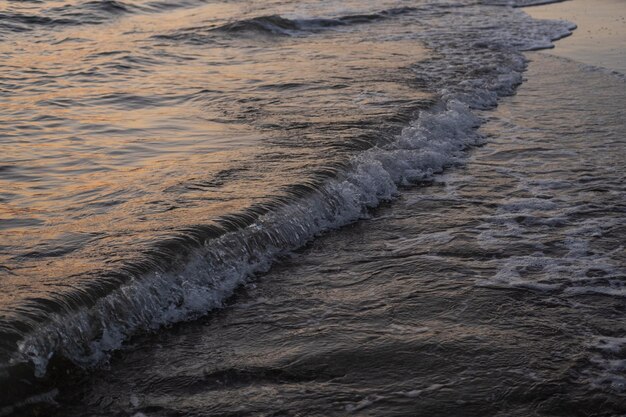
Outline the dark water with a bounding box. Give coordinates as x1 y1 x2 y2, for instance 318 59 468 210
39 54 626 417
2 0 624 415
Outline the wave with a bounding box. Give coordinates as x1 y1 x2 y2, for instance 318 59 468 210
213 15 304 36
0 0 575 410
0 12 76 33
164 7 418 40
0 1 425 37
1 98 484 405
0 1 136 33
0 0 214 35
215 7 420 35
81 0 132 14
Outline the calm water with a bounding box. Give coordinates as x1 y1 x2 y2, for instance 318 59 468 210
1 0 624 415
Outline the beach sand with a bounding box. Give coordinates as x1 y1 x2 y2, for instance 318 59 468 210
525 0 626 73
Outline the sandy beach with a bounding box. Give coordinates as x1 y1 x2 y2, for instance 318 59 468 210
525 0 626 73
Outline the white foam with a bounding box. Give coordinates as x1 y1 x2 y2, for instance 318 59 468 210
586 336 626 392
400 383 446 398
591 336 626 354
478 214 624 294
345 395 384 412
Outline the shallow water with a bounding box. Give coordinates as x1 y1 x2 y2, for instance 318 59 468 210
2 0 623 414
43 53 626 417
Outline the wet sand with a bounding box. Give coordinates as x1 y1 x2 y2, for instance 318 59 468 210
525 0 626 73
47 52 626 417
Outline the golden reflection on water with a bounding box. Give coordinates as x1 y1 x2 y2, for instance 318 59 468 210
0 0 430 309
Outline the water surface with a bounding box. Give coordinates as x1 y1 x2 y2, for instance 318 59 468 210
49 53 626 417
3 0 617 414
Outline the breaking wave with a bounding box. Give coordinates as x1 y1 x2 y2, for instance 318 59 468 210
0 0 575 409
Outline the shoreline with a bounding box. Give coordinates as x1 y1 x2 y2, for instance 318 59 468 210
524 0 626 74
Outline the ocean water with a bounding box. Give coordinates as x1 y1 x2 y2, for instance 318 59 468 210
0 0 624 415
